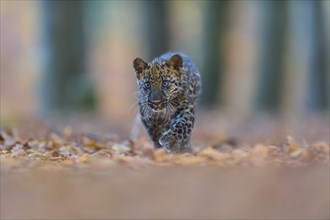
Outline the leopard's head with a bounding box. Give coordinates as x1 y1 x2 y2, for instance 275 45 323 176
133 54 184 117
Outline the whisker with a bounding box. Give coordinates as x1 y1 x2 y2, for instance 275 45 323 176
129 103 139 112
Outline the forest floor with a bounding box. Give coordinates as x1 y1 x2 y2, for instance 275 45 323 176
1 112 329 219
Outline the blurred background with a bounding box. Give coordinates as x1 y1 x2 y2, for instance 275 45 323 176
1 0 329 128
1 2 329 219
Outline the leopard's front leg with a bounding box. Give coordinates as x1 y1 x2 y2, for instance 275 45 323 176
141 119 163 148
159 108 195 153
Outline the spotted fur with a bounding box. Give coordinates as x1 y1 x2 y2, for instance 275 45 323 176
133 52 201 153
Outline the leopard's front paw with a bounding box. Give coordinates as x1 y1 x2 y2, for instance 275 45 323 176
159 134 175 149
159 134 182 154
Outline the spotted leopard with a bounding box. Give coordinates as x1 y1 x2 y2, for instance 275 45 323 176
133 52 202 153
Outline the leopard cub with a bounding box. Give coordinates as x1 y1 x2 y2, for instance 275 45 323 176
133 52 201 153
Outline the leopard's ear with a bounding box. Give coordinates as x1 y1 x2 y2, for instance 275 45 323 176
133 57 147 79
168 54 183 71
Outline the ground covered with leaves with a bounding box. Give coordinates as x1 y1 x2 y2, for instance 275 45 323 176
1 114 329 219
0 127 329 169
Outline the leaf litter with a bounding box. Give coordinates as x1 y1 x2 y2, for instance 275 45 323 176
0 124 328 170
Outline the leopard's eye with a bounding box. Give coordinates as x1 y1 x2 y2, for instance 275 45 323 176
162 80 170 88
144 82 151 89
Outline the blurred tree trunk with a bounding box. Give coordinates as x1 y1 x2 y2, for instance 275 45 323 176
200 1 228 107
40 1 96 116
308 1 328 111
143 1 170 59
254 1 288 112
284 0 328 116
